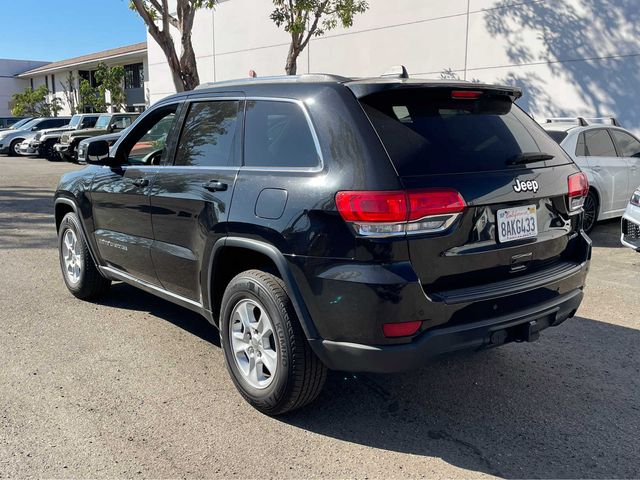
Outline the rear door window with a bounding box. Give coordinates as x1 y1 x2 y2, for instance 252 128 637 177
575 133 587 156
583 129 617 157
359 89 571 176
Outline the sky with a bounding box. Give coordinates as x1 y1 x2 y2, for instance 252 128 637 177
0 0 147 61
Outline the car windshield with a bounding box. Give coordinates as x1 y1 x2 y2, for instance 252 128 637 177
360 88 571 175
17 119 40 131
68 115 81 128
9 118 31 129
95 115 111 128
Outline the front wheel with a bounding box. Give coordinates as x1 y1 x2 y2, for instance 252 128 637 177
42 140 58 161
58 212 111 299
220 270 327 415
582 190 598 233
8 139 21 157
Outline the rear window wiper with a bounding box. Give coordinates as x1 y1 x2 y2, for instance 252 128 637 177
508 152 555 165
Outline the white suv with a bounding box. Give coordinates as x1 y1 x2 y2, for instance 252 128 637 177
541 117 640 232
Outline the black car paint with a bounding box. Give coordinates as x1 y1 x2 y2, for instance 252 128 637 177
54 78 591 372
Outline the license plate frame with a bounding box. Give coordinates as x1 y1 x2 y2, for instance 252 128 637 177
496 204 538 243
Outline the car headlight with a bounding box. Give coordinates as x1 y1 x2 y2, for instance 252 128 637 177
631 190 640 207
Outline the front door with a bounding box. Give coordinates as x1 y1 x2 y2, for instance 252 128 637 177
610 129 640 199
90 103 181 285
149 98 243 302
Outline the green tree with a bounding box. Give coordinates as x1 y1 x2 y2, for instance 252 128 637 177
95 62 126 112
61 72 78 115
130 0 216 92
11 85 62 116
271 0 368 75
78 79 107 113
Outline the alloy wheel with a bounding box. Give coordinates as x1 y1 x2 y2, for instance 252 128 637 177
229 298 278 389
61 229 82 284
583 193 597 232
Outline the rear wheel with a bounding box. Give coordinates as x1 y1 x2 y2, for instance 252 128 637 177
582 190 598 233
220 270 326 415
58 212 111 299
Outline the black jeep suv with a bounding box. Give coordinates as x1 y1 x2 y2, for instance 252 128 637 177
55 74 591 415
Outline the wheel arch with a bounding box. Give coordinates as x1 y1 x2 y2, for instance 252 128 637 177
206 237 318 340
54 197 100 267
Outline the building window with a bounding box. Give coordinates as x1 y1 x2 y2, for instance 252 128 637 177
30 78 33 90
124 63 144 89
45 76 49 90
51 74 56 94
79 70 100 88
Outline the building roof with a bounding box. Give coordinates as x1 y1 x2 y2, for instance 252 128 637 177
18 42 147 77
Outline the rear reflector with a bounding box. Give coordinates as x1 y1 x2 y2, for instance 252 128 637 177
567 172 589 211
451 90 483 99
383 321 422 338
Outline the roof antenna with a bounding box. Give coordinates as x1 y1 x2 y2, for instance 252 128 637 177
381 65 409 79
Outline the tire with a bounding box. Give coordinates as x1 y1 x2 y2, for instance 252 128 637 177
42 140 58 161
582 189 598 233
220 270 327 415
58 212 111 300
8 139 22 157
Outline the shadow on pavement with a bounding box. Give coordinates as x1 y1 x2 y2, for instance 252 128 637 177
281 317 639 478
588 219 623 249
96 279 639 478
0 186 57 249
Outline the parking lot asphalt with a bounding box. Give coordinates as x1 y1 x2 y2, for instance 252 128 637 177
0 155 638 479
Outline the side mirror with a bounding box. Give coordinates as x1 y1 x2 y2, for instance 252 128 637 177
86 140 111 164
31 126 38 131
108 124 117 133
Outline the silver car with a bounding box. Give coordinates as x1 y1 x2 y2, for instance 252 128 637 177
0 117 70 156
542 117 640 232
621 188 640 251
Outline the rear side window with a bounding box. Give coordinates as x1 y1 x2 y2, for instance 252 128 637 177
546 130 568 144
175 100 240 167
610 130 640 158
576 133 587 156
359 89 570 176
584 129 616 157
112 116 134 130
244 100 319 168
81 116 97 129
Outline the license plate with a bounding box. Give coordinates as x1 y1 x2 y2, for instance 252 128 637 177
497 205 538 243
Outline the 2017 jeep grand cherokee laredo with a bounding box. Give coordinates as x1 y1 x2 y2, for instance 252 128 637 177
54 73 591 415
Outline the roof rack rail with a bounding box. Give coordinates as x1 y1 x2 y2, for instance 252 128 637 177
194 74 350 90
584 117 621 127
546 117 589 126
545 116 622 127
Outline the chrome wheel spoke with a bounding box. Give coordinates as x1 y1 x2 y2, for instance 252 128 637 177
61 229 82 284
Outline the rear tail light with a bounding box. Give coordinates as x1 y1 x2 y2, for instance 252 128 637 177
335 189 465 237
567 172 589 211
383 320 422 338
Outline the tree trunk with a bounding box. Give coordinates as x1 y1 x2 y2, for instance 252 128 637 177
285 41 300 75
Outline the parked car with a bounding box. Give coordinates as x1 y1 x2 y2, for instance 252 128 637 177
76 132 122 164
55 73 591 415
19 114 100 160
55 113 138 162
621 188 640 251
0 117 70 156
541 117 640 232
0 117 30 130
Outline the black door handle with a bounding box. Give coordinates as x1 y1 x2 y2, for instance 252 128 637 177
132 178 149 188
203 180 228 192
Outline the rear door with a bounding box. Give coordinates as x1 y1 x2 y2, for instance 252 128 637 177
359 87 584 294
149 97 243 302
610 129 640 197
582 128 629 213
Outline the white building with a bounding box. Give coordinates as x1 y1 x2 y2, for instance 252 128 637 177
0 59 49 116
17 42 149 115
147 0 640 132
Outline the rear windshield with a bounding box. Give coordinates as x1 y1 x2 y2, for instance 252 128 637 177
545 130 568 144
360 89 571 176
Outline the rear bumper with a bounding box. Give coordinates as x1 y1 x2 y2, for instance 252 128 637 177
310 288 583 373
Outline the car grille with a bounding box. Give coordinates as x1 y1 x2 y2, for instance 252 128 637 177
623 219 640 239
